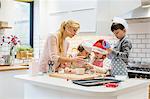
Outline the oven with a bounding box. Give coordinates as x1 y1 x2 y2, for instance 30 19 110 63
127 66 150 79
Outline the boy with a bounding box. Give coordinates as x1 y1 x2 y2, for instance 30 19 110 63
103 17 132 77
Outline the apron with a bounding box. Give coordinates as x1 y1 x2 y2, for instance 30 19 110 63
111 37 128 76
93 60 103 67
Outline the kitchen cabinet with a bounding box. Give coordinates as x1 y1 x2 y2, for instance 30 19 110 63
47 0 97 14
15 75 149 99
47 0 97 33
48 8 96 33
96 0 141 35
46 0 141 34
0 66 28 99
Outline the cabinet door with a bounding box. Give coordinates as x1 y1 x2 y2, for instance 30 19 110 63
47 0 97 13
48 8 96 33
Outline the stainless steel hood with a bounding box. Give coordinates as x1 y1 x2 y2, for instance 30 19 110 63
121 0 150 23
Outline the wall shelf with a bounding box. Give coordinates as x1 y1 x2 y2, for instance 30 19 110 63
0 27 12 29
0 21 12 29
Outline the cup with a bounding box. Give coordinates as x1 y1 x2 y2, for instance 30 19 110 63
29 59 40 76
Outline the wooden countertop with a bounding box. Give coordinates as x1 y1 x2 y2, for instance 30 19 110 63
0 65 29 71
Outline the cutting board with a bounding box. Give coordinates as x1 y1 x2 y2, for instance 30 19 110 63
49 73 102 80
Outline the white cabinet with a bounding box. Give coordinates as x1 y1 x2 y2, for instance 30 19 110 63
47 0 97 13
96 0 141 35
48 8 96 33
0 70 28 99
47 0 97 33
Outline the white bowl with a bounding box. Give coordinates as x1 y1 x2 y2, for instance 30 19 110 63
75 68 85 75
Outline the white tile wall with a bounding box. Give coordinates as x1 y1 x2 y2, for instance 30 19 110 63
36 32 150 64
67 34 116 55
37 33 114 58
146 34 150 38
128 33 150 63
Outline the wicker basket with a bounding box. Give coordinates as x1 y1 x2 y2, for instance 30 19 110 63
16 51 33 59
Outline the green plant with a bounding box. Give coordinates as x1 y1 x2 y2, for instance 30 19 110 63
16 45 33 52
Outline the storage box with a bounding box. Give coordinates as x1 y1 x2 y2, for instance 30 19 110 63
0 21 12 29
16 51 33 59
0 21 8 27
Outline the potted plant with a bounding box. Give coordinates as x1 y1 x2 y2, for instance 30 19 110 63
16 45 33 59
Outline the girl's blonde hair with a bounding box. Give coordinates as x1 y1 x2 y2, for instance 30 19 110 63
58 20 80 56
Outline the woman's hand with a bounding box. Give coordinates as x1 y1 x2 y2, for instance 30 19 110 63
72 56 85 63
71 56 87 68
106 48 113 54
84 63 94 69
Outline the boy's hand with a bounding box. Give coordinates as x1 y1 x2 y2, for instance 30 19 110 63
102 41 111 49
106 48 113 54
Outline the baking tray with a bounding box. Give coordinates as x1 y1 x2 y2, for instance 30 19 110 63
72 78 121 87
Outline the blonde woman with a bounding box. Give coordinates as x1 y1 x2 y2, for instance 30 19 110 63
40 20 84 73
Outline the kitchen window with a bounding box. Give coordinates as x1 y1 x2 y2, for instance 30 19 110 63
14 1 33 47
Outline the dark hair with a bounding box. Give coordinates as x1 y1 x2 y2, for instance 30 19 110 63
77 45 85 52
111 23 125 32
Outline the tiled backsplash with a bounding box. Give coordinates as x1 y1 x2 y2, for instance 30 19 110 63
36 32 150 64
128 33 150 63
66 34 115 54
67 33 150 64
37 33 115 59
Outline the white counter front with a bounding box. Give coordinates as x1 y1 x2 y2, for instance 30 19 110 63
15 74 149 99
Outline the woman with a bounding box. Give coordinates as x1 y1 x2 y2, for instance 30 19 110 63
40 20 84 73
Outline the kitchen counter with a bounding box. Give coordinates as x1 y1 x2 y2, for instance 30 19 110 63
15 74 149 99
0 65 29 71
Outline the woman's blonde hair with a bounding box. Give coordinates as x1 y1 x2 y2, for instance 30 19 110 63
58 20 80 56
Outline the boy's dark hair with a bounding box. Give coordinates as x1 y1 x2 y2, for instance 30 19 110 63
77 45 85 52
111 23 125 32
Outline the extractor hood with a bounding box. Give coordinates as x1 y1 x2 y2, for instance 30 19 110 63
121 0 150 23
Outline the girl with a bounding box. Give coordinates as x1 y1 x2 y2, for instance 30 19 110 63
89 39 110 74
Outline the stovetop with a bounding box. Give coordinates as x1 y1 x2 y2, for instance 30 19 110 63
127 65 150 79
127 66 150 74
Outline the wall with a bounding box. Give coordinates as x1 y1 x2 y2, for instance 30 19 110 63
37 0 97 58
96 0 141 36
66 22 150 64
128 22 150 63
47 0 97 33
66 34 114 54
0 0 30 55
34 0 149 65
0 0 16 33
